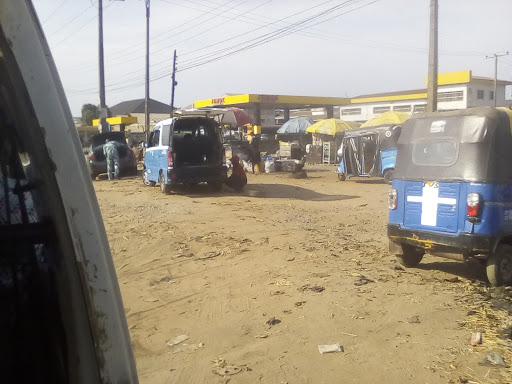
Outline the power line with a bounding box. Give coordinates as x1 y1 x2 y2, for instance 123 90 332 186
178 0 377 71
52 1 115 48
46 3 95 38
41 0 67 25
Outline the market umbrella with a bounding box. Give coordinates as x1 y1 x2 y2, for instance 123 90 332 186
305 118 360 136
360 111 410 128
276 117 314 134
216 107 252 127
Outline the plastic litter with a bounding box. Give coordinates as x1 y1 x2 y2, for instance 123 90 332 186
318 344 344 354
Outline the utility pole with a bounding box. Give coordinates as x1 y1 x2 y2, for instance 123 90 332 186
426 0 438 113
98 0 108 133
145 0 150 140
170 50 177 116
486 52 509 107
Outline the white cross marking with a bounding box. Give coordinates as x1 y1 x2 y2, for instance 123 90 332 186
407 185 456 226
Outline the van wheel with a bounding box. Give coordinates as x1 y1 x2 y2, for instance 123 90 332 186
396 244 424 267
208 181 223 192
338 173 346 181
160 172 171 194
486 244 512 286
383 169 394 185
142 169 156 187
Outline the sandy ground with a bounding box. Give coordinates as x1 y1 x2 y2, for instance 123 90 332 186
94 166 512 384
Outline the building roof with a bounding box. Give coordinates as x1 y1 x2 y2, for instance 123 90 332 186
109 98 170 115
354 88 427 100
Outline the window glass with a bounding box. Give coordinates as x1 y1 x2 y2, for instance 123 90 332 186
373 106 390 114
437 91 464 102
393 105 411 112
412 138 458 166
413 104 427 113
161 124 171 146
477 89 484 100
341 108 361 116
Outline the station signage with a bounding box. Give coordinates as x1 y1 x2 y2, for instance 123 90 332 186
211 97 225 105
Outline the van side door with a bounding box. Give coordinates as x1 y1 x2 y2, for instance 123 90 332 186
156 123 171 182
144 126 161 182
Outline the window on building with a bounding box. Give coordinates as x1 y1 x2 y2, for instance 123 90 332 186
341 108 362 116
413 104 427 113
393 105 411 113
476 89 484 100
373 106 390 114
437 91 464 102
490 90 494 100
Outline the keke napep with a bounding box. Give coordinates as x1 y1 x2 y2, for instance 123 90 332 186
388 106 512 286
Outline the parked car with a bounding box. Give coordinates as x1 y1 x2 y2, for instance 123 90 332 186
88 132 137 179
143 109 227 194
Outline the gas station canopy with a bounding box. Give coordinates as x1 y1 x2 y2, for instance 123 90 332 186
194 94 351 110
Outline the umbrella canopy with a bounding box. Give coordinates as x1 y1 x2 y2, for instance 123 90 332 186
305 118 360 136
276 117 314 134
360 111 410 128
215 107 252 127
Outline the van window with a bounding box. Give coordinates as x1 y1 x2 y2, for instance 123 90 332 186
412 138 458 166
148 130 160 147
161 124 171 146
173 125 211 138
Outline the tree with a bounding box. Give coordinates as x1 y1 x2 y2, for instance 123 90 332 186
81 103 99 126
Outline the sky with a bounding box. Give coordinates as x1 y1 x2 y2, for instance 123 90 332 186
32 0 512 116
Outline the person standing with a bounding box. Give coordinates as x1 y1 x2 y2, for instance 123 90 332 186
250 134 261 174
103 139 120 180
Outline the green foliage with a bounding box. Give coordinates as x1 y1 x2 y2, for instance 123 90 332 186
81 103 99 126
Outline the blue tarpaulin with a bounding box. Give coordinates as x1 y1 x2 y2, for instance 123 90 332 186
276 117 314 134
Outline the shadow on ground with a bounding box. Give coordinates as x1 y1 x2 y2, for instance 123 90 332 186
417 257 488 283
354 179 387 185
170 183 358 201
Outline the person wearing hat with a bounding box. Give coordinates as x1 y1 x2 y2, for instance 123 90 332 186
225 155 247 191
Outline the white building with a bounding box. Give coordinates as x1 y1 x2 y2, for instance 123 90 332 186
340 70 512 123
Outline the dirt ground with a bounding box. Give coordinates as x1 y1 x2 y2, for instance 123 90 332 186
94 166 512 384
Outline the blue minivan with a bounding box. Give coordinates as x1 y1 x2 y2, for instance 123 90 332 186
142 110 227 194
337 124 402 184
388 107 512 285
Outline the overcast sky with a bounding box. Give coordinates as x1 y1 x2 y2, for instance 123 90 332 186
32 0 512 116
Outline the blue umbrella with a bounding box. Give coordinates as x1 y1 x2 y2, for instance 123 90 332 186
277 117 314 134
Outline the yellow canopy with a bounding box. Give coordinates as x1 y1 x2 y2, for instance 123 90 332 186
305 118 360 136
360 111 410 128
92 115 138 126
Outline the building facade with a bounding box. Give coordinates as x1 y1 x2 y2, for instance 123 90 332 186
340 70 512 123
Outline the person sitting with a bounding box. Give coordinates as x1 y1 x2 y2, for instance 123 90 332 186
225 155 247 191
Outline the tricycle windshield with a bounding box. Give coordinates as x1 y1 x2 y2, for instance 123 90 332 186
412 137 458 167
394 108 512 183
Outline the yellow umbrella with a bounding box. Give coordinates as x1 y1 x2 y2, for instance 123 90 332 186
360 111 410 128
305 118 360 136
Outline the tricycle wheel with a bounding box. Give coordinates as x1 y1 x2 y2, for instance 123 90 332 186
142 169 156 187
486 244 512 286
337 173 346 181
159 172 171 194
396 244 424 267
383 169 394 185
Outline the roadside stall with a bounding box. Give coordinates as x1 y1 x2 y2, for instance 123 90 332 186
305 118 359 164
276 117 313 159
